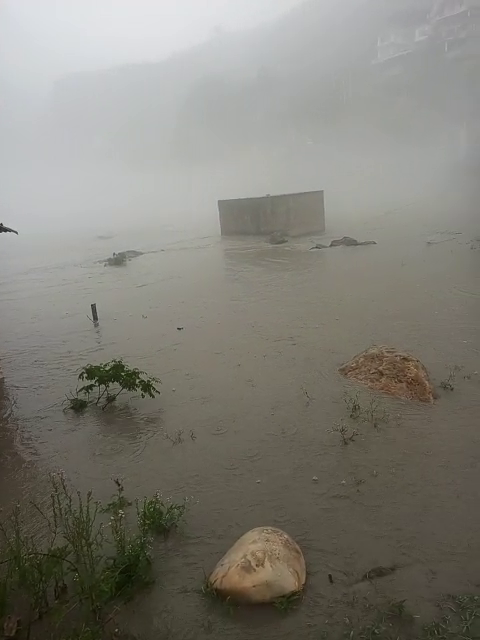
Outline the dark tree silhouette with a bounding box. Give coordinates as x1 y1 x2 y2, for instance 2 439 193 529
0 223 18 235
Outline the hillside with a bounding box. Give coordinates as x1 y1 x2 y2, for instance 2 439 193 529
48 0 411 166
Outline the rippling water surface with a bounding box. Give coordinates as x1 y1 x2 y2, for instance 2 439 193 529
0 192 479 638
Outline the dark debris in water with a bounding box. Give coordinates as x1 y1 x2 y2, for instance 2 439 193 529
360 564 399 583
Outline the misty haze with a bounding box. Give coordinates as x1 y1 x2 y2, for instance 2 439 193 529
0 1 479 638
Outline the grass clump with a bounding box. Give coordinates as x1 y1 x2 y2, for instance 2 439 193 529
0 474 187 639
343 595 480 640
201 576 219 601
423 595 480 639
137 493 187 536
66 359 160 412
200 576 238 617
273 591 302 613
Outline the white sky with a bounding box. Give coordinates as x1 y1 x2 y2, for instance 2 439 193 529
0 0 303 92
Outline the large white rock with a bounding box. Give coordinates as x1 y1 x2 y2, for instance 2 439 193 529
208 526 306 604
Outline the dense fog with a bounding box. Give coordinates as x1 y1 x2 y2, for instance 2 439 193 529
1 0 477 233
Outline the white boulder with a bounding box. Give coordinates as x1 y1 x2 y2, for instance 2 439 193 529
208 526 306 604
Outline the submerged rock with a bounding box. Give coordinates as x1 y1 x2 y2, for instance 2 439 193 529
310 237 377 250
330 236 377 247
339 346 435 403
269 231 288 245
103 250 144 266
208 526 306 604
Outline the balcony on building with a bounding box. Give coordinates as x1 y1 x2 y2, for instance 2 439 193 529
373 29 415 64
430 0 480 22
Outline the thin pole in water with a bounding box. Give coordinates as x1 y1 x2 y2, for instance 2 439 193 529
91 303 99 325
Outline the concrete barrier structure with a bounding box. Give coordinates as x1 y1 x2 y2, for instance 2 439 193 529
218 190 325 237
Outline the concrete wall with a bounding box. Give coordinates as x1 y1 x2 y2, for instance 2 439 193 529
218 190 325 237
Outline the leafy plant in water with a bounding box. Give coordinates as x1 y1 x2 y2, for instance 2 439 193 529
67 359 160 411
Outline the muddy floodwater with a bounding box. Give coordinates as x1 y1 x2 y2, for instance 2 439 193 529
0 186 479 638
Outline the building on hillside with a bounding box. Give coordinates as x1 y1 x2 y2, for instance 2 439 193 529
374 0 480 66
372 1 434 74
372 0 480 165
430 0 480 59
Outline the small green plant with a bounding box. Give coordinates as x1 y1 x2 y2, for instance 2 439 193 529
66 359 160 411
440 365 462 392
136 493 186 536
273 591 302 613
329 420 358 445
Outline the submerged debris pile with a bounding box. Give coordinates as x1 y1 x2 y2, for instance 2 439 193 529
339 346 435 403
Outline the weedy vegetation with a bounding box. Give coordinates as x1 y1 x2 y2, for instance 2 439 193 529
273 591 302 613
201 575 219 601
361 397 390 429
344 391 363 420
338 594 480 639
440 364 463 392
0 474 187 639
343 391 390 429
329 420 359 446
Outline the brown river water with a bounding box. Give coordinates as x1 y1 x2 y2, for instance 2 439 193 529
0 177 479 638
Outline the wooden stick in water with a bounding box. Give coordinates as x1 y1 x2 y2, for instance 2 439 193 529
91 303 99 324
